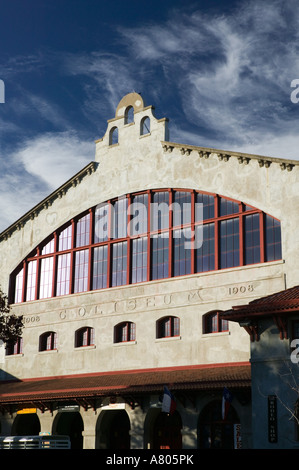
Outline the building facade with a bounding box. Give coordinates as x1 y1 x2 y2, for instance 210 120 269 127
0 92 298 449
222 285 299 449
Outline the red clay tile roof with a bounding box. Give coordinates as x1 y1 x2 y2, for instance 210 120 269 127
0 363 250 406
222 285 299 320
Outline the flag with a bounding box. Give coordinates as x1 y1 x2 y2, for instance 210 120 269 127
162 386 176 414
222 387 233 420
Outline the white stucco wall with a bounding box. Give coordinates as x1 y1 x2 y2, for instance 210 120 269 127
0 93 297 380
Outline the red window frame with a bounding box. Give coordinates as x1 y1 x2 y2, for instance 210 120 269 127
203 311 229 334
157 316 180 339
114 322 136 343
75 327 95 348
10 190 282 304
6 337 23 356
39 331 57 351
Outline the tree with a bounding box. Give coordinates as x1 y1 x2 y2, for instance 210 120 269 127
0 286 23 343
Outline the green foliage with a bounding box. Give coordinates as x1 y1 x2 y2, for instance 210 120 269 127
0 287 23 343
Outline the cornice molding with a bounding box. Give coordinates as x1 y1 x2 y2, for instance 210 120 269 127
162 141 298 171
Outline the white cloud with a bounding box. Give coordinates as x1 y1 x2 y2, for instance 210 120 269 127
117 0 299 159
63 52 139 115
0 132 94 232
13 131 93 189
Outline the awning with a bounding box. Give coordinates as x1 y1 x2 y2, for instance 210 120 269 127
0 362 250 410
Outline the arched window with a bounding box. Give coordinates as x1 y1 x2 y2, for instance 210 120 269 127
157 316 180 339
124 106 134 124
10 189 282 304
75 327 95 348
203 311 228 334
140 116 150 135
6 337 23 356
39 331 57 351
114 322 136 343
109 126 118 145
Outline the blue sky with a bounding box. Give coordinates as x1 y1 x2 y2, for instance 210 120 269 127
1 0 299 232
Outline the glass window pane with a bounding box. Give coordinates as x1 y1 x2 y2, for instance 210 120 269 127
151 233 169 280
59 225 72 251
196 223 215 272
130 322 136 341
130 194 148 235
14 267 24 303
112 241 127 286
173 191 191 226
76 213 90 247
112 198 128 239
94 203 109 243
173 317 180 336
196 193 215 221
219 198 239 216
220 219 239 268
56 253 71 296
151 191 169 231
26 260 37 301
41 238 54 255
244 214 260 265
173 228 192 276
74 250 89 293
39 257 54 299
265 215 282 261
141 116 150 135
132 237 147 283
93 246 108 290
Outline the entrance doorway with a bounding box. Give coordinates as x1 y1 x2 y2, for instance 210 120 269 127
52 412 84 449
96 410 130 449
198 400 240 449
153 411 182 449
12 413 40 436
